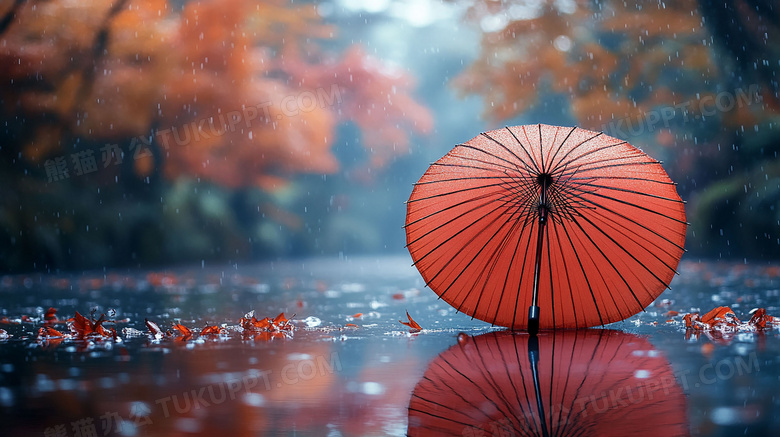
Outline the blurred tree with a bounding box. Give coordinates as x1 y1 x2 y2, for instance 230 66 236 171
0 0 432 271
451 0 780 258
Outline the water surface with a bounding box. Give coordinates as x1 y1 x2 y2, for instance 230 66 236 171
1 256 778 436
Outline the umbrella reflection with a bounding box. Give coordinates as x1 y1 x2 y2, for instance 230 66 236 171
408 330 689 436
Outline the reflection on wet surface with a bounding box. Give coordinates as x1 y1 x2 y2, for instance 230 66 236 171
408 330 688 436
1 256 779 435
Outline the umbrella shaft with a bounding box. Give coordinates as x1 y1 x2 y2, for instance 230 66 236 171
528 178 549 334
531 203 548 310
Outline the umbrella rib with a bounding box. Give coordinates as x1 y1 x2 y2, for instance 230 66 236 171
569 175 677 186
420 196 533 304
589 205 682 265
408 208 509 273
550 220 580 328
568 186 688 227
471 338 531 433
570 159 661 175
535 124 547 174
431 357 514 424
405 186 508 245
549 136 622 174
567 213 645 314
557 221 606 326
467 171 540 325
555 183 686 254
553 332 580 436
506 336 537 434
448 203 534 315
471 202 532 326
546 126 577 173
415 166 513 182
495 335 537 435
561 332 610 429
502 205 540 327
573 181 686 204
544 219 556 328
434 149 526 175
414 374 495 423
578 206 681 292
553 158 654 183
459 143 536 174
547 131 609 174
478 130 539 175
407 399 475 430
407 179 514 204
501 127 543 174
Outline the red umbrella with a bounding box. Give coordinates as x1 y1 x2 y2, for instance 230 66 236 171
407 330 689 436
405 124 687 331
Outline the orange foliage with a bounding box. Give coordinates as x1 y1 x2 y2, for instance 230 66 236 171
453 0 720 131
683 306 777 333
44 307 58 324
38 326 66 339
172 323 193 340
399 310 422 333
71 311 111 338
199 325 225 336
0 0 431 186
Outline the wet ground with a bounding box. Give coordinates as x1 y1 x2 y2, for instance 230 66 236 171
0 256 779 436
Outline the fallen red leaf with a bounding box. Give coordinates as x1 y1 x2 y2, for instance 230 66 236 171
700 306 738 326
399 311 422 333
71 311 109 338
38 326 66 339
44 307 58 324
200 325 223 336
172 323 192 339
352 313 363 318
273 312 289 325
683 312 700 328
345 323 358 328
748 308 774 329
145 318 164 339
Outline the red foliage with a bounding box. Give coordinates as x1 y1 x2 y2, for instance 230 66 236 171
199 325 225 336
682 307 778 345
44 307 58 324
145 318 165 339
70 311 111 339
399 311 422 333
748 308 774 329
38 326 66 339
0 0 431 188
171 323 193 340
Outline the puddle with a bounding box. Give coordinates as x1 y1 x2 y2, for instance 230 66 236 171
1 256 779 435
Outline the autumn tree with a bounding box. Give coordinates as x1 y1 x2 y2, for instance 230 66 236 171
452 0 780 257
0 0 432 270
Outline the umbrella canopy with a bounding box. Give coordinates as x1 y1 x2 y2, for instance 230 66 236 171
407 330 689 436
405 124 687 330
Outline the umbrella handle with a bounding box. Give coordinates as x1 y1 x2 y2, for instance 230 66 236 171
528 305 540 335
528 335 550 437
